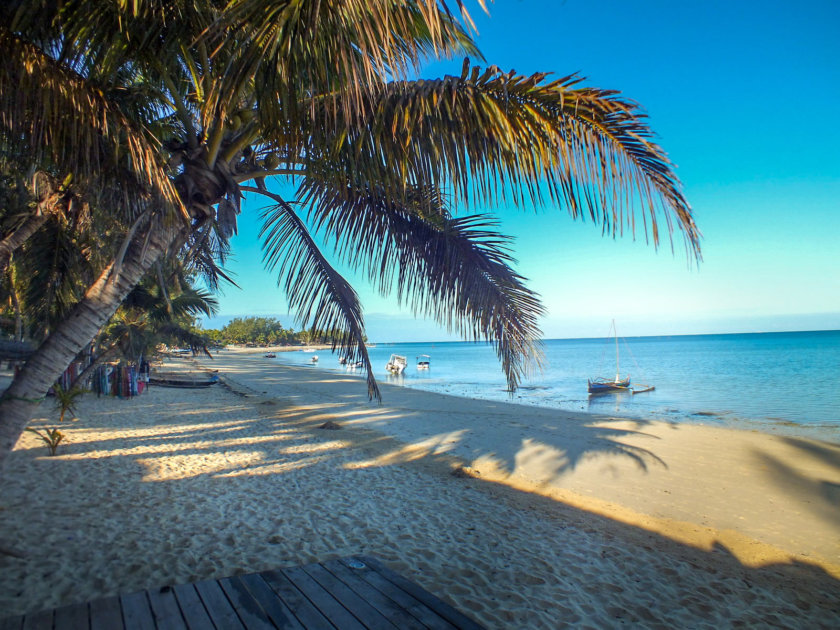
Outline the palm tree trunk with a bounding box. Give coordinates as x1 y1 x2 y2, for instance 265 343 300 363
0 219 182 466
0 211 50 276
10 281 23 341
71 344 121 390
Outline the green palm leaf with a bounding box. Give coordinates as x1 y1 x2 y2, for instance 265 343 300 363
0 27 184 222
215 0 481 126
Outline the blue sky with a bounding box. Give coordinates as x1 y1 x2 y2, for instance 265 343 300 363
202 0 840 341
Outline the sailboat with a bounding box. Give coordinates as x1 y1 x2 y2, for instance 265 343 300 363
587 320 632 394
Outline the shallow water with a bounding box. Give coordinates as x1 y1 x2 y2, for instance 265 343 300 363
269 330 840 440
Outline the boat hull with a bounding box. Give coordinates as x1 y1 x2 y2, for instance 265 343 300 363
588 377 631 394
386 354 408 374
150 375 219 388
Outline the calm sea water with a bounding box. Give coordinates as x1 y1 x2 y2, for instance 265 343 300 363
271 331 840 438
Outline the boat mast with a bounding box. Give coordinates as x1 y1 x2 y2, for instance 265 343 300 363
613 319 619 383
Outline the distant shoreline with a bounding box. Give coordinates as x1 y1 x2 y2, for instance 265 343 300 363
217 343 333 353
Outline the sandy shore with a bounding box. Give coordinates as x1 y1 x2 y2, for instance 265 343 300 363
1 351 839 627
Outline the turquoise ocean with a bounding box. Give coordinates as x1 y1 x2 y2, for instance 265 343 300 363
269 330 840 439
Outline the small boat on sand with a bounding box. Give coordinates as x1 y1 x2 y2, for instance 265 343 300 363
385 354 407 374
150 373 220 388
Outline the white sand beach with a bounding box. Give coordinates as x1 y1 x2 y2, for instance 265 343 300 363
1 350 839 628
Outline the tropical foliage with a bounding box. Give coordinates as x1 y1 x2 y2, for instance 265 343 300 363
96 274 218 362
51 383 85 424
202 316 355 347
24 427 64 457
0 0 700 464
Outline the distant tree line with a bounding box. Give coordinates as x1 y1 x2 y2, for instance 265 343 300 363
201 317 360 347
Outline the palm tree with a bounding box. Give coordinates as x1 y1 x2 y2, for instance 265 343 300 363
96 273 218 365
0 1 700 465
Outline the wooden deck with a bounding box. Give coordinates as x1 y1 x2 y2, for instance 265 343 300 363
0 556 485 629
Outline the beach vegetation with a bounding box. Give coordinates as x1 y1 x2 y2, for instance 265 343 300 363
0 0 700 463
24 427 64 456
202 316 350 347
99 274 218 361
52 383 85 424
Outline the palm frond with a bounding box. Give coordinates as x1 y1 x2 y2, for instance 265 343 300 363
168 287 219 320
301 180 545 391
180 223 239 292
314 62 701 259
246 186 379 400
155 323 213 357
0 27 185 221
209 0 481 143
16 215 94 338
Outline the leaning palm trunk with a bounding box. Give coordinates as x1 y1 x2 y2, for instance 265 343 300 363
0 173 75 276
70 344 122 391
0 218 181 465
0 212 49 276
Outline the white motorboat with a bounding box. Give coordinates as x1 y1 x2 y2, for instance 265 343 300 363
385 354 407 374
416 354 430 370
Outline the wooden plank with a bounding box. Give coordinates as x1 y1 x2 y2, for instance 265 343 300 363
4 557 484 630
171 584 215 630
120 591 155 630
301 563 397 630
218 576 274 630
193 579 245 630
358 557 485 630
53 602 89 630
90 596 123 630
120 591 156 630
22 609 52 630
260 569 336 630
0 615 23 630
281 565 366 630
147 586 188 630
337 558 457 630
322 559 426 630
238 573 304 630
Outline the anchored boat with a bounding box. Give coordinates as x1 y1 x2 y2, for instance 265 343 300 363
588 321 654 395
385 354 407 374
416 354 431 370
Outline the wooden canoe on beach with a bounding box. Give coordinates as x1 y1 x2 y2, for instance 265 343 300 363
149 373 220 388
